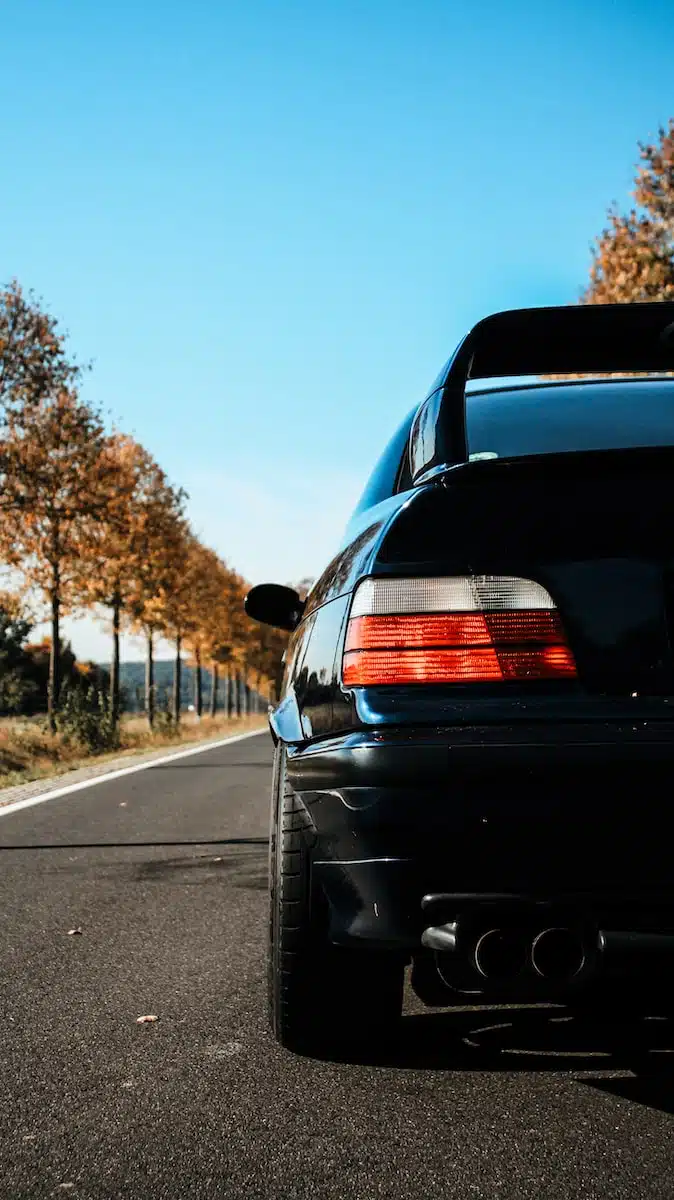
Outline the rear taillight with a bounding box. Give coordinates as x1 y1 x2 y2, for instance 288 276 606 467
342 576 577 686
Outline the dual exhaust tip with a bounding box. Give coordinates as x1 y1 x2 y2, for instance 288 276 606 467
473 925 586 983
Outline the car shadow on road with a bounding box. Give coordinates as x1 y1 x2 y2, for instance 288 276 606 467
136 848 268 890
315 1007 674 1112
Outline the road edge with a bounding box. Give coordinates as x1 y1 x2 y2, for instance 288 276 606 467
0 728 268 819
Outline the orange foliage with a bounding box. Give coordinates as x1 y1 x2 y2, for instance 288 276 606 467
0 389 116 724
584 119 674 306
0 280 81 418
0 278 305 725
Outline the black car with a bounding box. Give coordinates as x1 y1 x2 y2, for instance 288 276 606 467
246 301 674 1055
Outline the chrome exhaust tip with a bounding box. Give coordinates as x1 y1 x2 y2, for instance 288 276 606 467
530 927 585 982
421 922 458 953
473 928 528 981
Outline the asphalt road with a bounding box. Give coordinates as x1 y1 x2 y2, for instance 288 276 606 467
1 730 674 1200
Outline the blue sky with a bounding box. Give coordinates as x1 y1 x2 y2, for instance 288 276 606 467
1 0 672 660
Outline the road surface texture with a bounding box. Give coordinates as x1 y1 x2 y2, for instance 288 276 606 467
1 730 673 1199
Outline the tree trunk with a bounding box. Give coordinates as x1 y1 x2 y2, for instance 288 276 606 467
146 631 155 729
48 587 60 734
173 634 182 725
111 595 121 727
226 670 234 718
194 646 203 718
210 664 218 717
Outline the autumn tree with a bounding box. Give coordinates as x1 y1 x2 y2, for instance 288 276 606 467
202 566 232 717
184 560 244 718
584 120 674 305
125 469 188 729
242 578 311 706
221 569 251 715
245 619 288 706
228 570 252 715
0 390 115 730
77 435 187 727
181 543 229 718
147 524 204 726
76 433 137 726
0 280 81 421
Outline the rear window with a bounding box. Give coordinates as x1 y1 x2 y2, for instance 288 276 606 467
466 379 674 461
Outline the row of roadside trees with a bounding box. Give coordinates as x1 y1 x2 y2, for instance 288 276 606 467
0 280 294 734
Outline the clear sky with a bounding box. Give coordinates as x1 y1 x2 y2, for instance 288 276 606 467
1 0 672 661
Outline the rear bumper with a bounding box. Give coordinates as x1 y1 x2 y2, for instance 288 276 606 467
288 719 674 790
311 857 674 951
286 722 674 955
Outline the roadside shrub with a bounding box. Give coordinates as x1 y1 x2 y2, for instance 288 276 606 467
0 668 39 715
152 706 179 738
56 683 119 753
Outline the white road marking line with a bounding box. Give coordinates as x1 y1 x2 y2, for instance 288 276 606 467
0 728 268 818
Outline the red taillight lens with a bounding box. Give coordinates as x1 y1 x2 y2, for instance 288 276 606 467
495 645 577 680
346 614 492 651
342 576 577 687
345 611 566 652
343 647 503 686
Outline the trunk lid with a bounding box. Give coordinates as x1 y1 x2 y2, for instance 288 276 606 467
377 447 674 698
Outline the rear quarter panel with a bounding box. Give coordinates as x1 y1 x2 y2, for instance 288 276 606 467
271 495 415 744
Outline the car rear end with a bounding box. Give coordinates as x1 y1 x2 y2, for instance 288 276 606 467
288 374 674 1007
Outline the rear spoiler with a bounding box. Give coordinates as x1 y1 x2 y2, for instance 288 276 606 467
410 301 674 484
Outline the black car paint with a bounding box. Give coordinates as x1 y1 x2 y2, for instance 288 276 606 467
262 375 674 996
274 442 674 749
283 731 674 953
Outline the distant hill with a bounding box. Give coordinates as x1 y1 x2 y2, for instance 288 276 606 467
101 661 266 713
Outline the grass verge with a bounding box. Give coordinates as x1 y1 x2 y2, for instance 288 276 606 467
0 712 268 789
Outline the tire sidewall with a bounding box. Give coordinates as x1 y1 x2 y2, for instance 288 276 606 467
268 744 283 1030
267 742 404 1051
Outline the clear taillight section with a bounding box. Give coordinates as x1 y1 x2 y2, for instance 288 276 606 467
342 576 577 687
349 576 556 617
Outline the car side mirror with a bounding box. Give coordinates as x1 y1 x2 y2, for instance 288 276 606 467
244 584 305 632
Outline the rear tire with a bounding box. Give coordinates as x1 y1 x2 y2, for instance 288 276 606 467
268 745 404 1055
